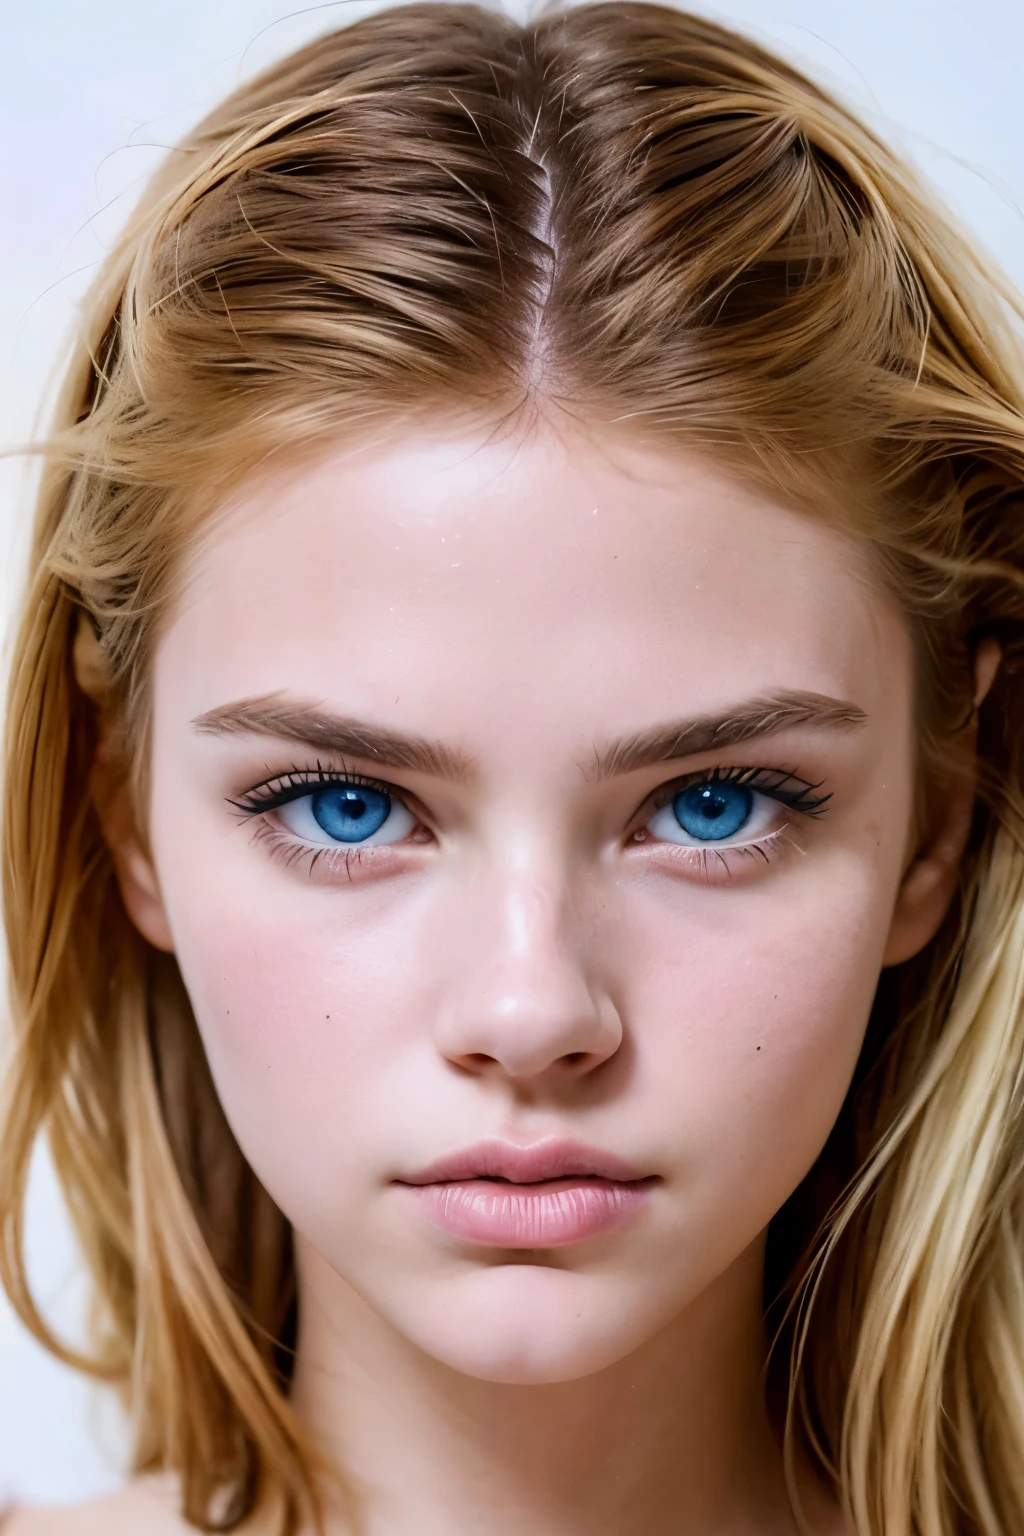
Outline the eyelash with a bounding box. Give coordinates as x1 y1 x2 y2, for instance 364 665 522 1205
231 761 829 849
642 763 830 821
229 762 397 817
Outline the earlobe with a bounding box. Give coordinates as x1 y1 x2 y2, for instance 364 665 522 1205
882 838 965 967
94 768 176 953
884 640 999 967
74 610 176 953
112 836 176 954
883 751 976 966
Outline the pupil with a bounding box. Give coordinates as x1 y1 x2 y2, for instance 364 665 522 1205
311 785 390 843
673 781 752 842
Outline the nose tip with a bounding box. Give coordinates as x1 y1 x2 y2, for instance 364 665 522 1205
434 928 624 1087
447 995 623 1084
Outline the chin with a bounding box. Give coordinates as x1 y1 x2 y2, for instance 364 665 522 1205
391 1262 655 1384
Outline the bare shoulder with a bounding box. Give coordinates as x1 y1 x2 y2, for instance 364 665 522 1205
2 1479 189 1535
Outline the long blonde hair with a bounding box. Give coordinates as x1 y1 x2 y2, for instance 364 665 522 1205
4 5 1024 1531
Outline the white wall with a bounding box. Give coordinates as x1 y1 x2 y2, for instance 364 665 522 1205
2 0 1023 1507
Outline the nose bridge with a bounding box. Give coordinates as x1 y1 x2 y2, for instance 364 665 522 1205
499 848 562 971
434 833 621 1082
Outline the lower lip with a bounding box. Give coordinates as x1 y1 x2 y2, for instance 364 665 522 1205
402 1177 650 1248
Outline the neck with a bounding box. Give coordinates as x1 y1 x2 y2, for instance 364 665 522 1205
289 1237 812 1536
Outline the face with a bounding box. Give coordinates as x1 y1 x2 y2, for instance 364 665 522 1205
130 421 933 1385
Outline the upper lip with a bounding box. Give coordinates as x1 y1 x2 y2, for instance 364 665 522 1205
398 1138 650 1186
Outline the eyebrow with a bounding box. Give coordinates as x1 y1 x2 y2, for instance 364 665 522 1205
588 690 868 780
192 687 866 784
192 696 473 781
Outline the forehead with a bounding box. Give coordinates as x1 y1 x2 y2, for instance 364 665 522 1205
160 424 906 738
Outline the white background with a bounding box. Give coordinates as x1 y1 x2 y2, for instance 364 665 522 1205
1 0 1023 1509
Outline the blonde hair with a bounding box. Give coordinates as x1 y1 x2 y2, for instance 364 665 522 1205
4 4 1024 1530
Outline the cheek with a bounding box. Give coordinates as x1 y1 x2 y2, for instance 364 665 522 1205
619 852 889 1221
155 835 436 1205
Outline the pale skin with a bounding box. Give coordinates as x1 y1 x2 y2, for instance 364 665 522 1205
7 419 985 1534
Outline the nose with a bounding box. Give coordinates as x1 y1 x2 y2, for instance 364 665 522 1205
433 852 623 1087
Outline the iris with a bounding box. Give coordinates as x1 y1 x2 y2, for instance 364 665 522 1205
672 781 752 841
310 785 391 843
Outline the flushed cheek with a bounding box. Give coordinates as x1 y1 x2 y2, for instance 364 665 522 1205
165 895 431 1198
620 869 888 1221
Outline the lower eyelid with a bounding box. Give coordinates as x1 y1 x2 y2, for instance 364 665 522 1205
638 824 795 876
250 820 421 884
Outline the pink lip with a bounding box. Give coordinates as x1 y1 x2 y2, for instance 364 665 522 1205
396 1139 656 1249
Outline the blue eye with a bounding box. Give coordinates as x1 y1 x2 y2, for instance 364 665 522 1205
672 781 752 841
275 782 416 847
645 777 780 847
310 786 389 841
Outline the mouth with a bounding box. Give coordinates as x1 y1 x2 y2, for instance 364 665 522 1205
395 1139 658 1249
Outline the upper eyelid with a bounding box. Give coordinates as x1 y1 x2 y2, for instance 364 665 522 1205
230 764 410 812
639 765 830 817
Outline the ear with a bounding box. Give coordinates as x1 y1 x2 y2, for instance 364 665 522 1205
882 638 1000 967
882 769 973 966
74 613 175 954
92 753 176 954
